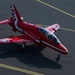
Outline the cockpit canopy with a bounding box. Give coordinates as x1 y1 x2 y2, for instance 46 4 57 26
39 27 61 44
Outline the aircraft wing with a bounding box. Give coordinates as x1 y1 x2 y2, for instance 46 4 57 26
45 23 60 33
0 35 32 43
0 19 12 25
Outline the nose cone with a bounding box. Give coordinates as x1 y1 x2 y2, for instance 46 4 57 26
59 44 68 54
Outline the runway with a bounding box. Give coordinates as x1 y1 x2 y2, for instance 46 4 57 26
0 0 75 75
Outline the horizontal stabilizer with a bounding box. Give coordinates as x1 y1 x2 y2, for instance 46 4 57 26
0 19 11 25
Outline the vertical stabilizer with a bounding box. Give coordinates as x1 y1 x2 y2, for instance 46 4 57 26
10 3 22 22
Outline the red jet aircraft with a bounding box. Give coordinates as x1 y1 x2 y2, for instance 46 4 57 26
0 3 68 61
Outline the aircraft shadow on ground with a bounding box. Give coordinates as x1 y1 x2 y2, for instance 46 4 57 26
0 44 62 69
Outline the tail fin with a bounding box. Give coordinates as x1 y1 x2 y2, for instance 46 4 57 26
10 3 22 22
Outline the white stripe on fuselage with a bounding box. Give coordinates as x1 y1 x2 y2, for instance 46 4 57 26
11 5 67 53
11 5 40 43
14 13 40 42
14 18 40 43
14 17 66 53
41 41 67 53
15 19 66 53
11 4 23 32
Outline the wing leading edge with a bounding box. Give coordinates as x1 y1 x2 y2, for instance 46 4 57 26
45 23 60 33
0 35 32 44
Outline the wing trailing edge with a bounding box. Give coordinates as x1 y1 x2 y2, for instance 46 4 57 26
0 35 32 43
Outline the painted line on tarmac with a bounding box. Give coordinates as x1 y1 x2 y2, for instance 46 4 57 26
36 24 75 32
0 51 7 53
60 27 75 32
0 63 44 75
36 0 75 32
37 0 75 18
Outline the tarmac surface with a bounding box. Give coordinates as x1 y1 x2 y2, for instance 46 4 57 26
0 0 75 75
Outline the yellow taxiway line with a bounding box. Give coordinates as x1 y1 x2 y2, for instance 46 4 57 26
37 0 75 18
0 63 44 75
60 27 75 32
0 1 74 75
36 0 75 32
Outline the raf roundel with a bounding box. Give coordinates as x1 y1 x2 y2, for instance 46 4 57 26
1 39 7 42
